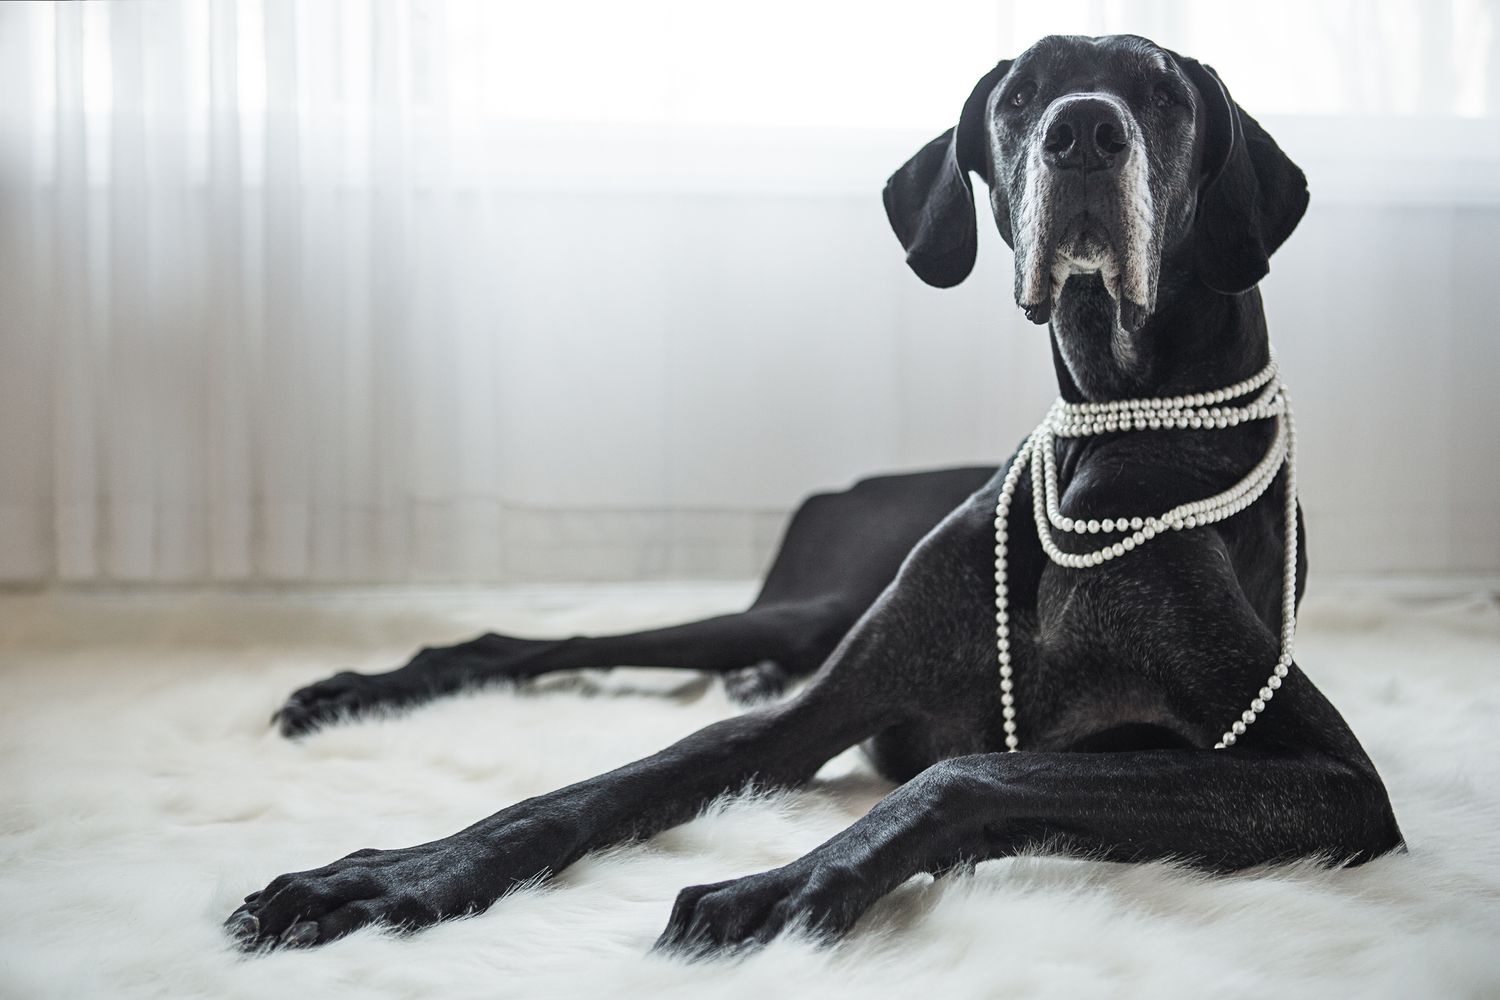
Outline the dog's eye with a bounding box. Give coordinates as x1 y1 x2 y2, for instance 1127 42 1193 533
1009 82 1038 109
1152 84 1181 109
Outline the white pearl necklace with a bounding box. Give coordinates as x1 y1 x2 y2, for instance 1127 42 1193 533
993 354 1298 752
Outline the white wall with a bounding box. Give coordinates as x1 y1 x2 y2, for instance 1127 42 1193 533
0 1 1496 585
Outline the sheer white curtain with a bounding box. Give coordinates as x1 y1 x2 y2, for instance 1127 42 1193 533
1 0 1496 585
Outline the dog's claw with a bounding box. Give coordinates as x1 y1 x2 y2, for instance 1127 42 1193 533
273 693 328 738
1022 299 1052 325
1118 298 1150 333
225 909 260 943
274 689 346 734
280 921 319 948
651 927 697 958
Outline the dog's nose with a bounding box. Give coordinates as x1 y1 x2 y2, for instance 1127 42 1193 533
1042 97 1129 173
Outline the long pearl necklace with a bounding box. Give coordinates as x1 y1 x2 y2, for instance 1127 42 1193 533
993 354 1297 752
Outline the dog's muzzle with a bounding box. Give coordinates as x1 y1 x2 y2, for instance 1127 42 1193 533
1013 93 1160 333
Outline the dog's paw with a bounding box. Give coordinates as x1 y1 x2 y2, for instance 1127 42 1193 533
273 670 410 737
273 634 559 737
721 660 789 706
653 860 868 958
225 838 505 951
227 805 575 952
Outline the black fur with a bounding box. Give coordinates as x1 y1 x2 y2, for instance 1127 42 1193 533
229 35 1401 957
1173 52 1309 295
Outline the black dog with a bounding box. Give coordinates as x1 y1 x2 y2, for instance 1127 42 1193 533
229 34 1403 954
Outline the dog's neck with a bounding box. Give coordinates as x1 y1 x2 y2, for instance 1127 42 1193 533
1046 272 1271 403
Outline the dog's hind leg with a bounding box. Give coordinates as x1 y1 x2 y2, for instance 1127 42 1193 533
273 597 857 736
273 466 993 737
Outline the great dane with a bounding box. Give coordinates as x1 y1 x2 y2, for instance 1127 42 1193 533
228 34 1403 955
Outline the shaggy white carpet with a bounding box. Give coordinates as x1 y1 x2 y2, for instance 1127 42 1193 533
1 584 1498 1000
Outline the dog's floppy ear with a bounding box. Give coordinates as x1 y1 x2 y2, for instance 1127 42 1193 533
883 60 1012 288
1175 55 1309 295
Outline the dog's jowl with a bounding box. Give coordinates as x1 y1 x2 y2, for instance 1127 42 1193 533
229 34 1403 955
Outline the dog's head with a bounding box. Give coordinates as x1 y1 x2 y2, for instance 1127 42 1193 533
884 34 1307 332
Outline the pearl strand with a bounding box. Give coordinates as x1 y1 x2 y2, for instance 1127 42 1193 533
993 355 1298 752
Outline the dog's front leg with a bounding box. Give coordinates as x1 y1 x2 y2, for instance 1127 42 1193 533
226 687 885 951
656 747 1403 955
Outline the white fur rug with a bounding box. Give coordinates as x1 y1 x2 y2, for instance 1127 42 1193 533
2 584 1499 999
